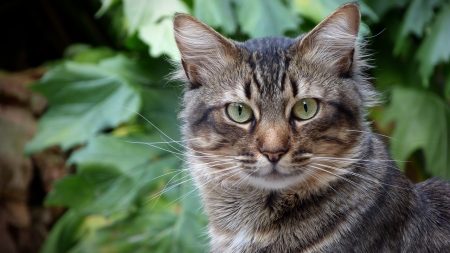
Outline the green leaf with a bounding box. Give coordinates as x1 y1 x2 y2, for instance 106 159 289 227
236 0 301 38
45 164 136 214
41 211 85 253
69 178 208 253
382 87 450 178
416 3 450 86
123 0 189 59
399 0 439 37
138 87 182 139
63 44 116 64
48 134 180 210
394 0 440 55
193 0 237 34
69 135 161 172
292 0 376 36
45 134 206 251
96 0 118 17
293 0 378 23
26 55 141 153
363 0 408 18
45 173 97 210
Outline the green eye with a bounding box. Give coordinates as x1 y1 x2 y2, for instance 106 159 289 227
293 98 319 120
226 103 253 123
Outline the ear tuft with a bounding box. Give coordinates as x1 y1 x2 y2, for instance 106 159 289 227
297 3 361 76
173 14 238 88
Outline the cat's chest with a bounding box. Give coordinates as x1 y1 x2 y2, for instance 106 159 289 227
212 228 273 253
205 189 354 252
210 225 342 253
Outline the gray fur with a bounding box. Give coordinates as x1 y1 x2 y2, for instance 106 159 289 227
173 3 450 252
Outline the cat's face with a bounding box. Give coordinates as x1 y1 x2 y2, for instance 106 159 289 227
174 4 376 190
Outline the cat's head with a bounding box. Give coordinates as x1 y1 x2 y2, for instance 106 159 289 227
173 3 378 190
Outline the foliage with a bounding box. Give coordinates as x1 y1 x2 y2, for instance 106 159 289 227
381 87 450 178
26 56 141 152
25 0 450 252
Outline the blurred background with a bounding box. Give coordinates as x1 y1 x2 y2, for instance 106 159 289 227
0 0 449 252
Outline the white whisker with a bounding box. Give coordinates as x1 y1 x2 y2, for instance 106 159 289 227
312 156 408 163
314 163 408 190
346 129 393 140
309 164 376 195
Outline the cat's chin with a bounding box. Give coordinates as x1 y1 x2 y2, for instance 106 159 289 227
246 172 308 190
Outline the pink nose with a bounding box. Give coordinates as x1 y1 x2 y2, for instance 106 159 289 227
260 149 288 163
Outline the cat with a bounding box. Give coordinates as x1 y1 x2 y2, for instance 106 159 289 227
172 3 450 252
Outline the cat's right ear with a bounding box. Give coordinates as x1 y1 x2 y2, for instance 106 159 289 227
173 14 238 89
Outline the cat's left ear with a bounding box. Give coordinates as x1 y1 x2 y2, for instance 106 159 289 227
295 3 360 77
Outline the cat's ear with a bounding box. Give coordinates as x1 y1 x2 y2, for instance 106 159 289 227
173 14 238 88
296 3 360 77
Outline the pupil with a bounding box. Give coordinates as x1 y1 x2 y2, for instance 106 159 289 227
303 102 308 112
238 105 243 115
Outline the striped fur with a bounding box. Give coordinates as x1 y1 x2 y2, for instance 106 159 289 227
173 3 450 252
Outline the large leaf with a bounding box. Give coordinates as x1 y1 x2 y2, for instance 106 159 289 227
123 0 189 59
382 87 450 178
69 134 162 171
46 135 180 214
193 0 237 34
26 55 142 153
398 0 440 37
394 0 440 55
416 2 450 86
235 0 301 38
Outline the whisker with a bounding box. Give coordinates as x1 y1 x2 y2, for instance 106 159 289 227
232 168 255 188
169 167 241 204
312 156 409 163
126 140 238 162
346 129 393 140
309 164 376 195
314 163 408 190
341 160 402 173
128 109 240 159
152 165 241 204
128 109 180 145
304 166 339 195
147 173 193 206
186 159 237 168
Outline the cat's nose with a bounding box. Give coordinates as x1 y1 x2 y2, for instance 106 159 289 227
260 149 288 163
256 122 290 163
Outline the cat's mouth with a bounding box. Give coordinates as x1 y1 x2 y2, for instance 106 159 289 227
253 165 305 179
245 166 307 189
262 170 291 180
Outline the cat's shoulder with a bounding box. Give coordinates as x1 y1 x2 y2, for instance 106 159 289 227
416 177 450 196
415 177 450 216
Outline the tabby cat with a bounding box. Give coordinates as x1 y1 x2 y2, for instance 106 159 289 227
172 3 450 252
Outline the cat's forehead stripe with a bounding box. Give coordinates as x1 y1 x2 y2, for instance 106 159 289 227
252 72 262 91
244 80 252 99
290 76 299 97
242 41 295 98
